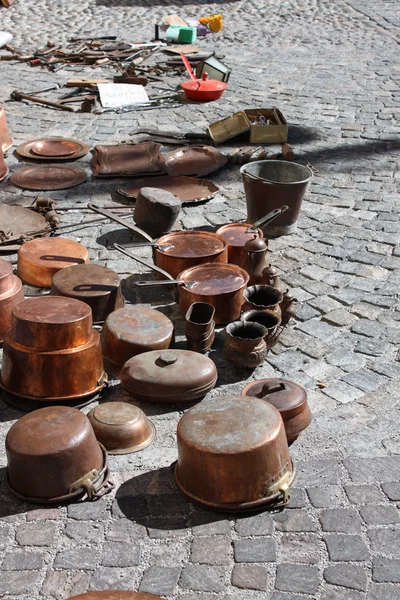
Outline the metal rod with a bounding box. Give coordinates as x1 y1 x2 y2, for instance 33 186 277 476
87 203 153 242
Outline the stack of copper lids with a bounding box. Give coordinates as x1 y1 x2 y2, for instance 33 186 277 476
0 258 24 344
0 296 107 402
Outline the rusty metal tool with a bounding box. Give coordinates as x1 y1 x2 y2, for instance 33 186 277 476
26 84 60 95
10 90 75 112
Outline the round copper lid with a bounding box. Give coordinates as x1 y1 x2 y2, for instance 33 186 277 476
0 258 13 293
241 378 307 417
120 349 217 403
216 223 263 247
16 138 90 161
52 264 120 298
67 592 163 600
11 296 92 351
88 402 156 454
179 262 249 295
157 231 226 258
10 165 87 190
31 139 77 157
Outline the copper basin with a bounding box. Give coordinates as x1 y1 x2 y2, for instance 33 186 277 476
101 306 174 367
1 296 106 400
175 395 294 511
18 237 90 288
88 402 156 454
51 263 125 323
216 223 264 269
6 406 111 503
0 258 24 344
67 592 163 600
0 105 13 153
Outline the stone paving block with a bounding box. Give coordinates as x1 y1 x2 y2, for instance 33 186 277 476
355 338 392 356
373 558 400 583
351 302 384 320
2 550 44 570
321 586 365 600
65 521 104 544
67 500 108 521
190 536 231 565
0 526 10 548
54 546 101 570
179 565 227 592
324 563 368 591
189 515 231 536
147 519 189 539
382 482 400 501
345 485 385 504
41 571 70 600
234 538 276 562
234 513 274 536
297 318 340 341
294 460 343 487
368 529 400 557
16 522 56 546
309 296 344 314
231 564 268 591
101 541 141 567
106 519 147 542
112 496 149 520
280 533 321 564
319 509 363 533
307 486 344 508
324 534 369 561
360 504 400 525
342 369 388 392
367 583 400 600
139 566 181 596
345 457 400 483
322 309 359 327
351 319 387 337
322 380 365 403
274 509 318 533
287 488 307 509
26 508 61 522
150 542 188 566
89 567 140 591
275 564 320 594
0 571 41 595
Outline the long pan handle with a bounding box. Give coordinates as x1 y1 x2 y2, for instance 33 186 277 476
113 243 174 280
87 203 153 242
248 206 289 232
134 279 183 287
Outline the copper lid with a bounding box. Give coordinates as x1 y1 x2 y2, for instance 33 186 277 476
179 262 249 295
68 592 163 600
11 296 92 351
243 236 268 253
16 138 90 161
121 349 217 403
10 165 87 191
17 237 90 287
241 378 307 417
88 402 156 454
157 231 226 258
216 223 263 247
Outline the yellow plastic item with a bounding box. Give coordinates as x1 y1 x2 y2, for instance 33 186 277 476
199 14 223 33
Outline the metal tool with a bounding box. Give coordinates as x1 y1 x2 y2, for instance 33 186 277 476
10 90 75 112
26 83 60 95
87 203 153 242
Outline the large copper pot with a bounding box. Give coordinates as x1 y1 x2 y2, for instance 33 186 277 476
0 258 24 344
6 406 113 504
0 105 12 153
175 395 295 511
1 296 106 401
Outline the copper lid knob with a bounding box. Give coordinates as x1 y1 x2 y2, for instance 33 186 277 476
159 351 178 366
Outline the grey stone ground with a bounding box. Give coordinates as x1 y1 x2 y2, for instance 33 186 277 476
1 0 400 598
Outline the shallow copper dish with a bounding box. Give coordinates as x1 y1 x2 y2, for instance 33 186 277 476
0 205 51 248
101 306 174 367
51 263 124 323
10 165 87 190
1 296 107 401
68 592 163 600
6 406 112 504
165 146 228 177
175 395 295 511
0 258 24 343
88 402 156 454
16 137 90 161
18 237 90 288
117 175 219 204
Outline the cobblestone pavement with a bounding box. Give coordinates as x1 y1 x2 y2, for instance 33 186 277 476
1 0 400 598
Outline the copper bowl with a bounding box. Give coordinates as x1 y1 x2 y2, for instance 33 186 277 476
0 105 12 153
101 306 174 367
0 296 107 401
51 263 125 323
6 406 113 504
216 223 264 269
175 395 295 511
88 402 156 454
18 237 90 288
68 592 163 600
241 378 312 444
0 258 24 344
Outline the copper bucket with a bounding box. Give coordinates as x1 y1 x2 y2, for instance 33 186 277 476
0 105 13 153
175 395 295 511
0 296 107 401
0 258 24 344
6 406 113 504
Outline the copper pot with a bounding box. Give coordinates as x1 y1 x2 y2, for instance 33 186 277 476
175 396 295 511
51 263 125 323
243 284 283 320
68 592 163 600
0 258 24 344
101 306 174 367
0 105 12 153
241 378 312 444
1 296 107 401
18 237 90 288
241 310 281 349
6 406 113 504
88 402 156 454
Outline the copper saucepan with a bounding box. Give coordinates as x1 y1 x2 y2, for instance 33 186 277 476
88 203 228 279
114 244 249 325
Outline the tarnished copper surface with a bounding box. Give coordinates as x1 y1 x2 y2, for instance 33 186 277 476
243 284 283 320
16 137 90 161
88 402 156 454
117 175 219 204
101 306 174 367
216 223 264 269
175 396 294 510
0 258 24 343
18 237 90 288
121 349 217 403
165 146 228 177
68 592 163 600
91 142 165 177
51 263 124 323
0 205 51 246
241 378 312 444
6 406 104 500
0 105 13 152
224 321 267 368
10 165 87 190
177 262 249 324
185 302 215 354
0 150 8 182
1 296 107 400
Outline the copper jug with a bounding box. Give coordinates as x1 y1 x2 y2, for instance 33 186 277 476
263 263 283 292
243 236 269 285
224 320 267 368
280 290 297 325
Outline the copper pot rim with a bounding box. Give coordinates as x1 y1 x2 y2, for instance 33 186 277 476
16 137 91 161
7 442 112 505
178 262 250 295
0 373 108 402
174 459 296 512
216 222 264 245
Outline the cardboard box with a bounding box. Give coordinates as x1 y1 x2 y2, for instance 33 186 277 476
208 107 288 144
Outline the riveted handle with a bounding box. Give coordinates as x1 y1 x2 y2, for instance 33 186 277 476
257 382 286 398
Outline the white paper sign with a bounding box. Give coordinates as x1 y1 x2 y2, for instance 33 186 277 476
98 83 149 108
